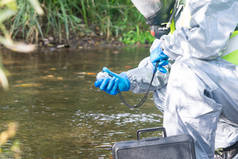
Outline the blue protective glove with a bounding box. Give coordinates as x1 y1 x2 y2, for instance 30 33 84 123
94 67 130 95
150 46 169 73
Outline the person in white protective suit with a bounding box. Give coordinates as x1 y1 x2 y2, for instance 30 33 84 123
94 0 238 158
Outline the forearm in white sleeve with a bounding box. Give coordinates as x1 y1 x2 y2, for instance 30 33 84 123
126 57 169 94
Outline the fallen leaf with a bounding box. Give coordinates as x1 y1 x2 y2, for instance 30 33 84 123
77 72 86 75
50 68 56 71
87 72 96 75
15 83 41 88
15 80 24 84
57 77 63 80
47 75 54 78
124 65 132 69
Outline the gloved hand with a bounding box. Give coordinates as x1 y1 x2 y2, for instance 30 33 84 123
94 67 130 95
150 45 169 73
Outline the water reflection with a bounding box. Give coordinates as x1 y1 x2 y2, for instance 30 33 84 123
0 47 162 159
74 110 161 126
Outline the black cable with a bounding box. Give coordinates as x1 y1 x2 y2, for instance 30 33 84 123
118 63 159 109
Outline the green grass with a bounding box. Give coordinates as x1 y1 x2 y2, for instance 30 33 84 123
10 0 43 42
9 0 153 44
121 26 155 44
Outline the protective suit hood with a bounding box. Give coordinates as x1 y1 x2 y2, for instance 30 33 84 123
131 0 176 26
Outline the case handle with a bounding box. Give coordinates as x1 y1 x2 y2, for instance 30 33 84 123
136 127 167 140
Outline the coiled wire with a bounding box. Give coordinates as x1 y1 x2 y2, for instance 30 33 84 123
118 63 158 109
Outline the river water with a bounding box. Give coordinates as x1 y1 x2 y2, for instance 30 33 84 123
0 47 163 159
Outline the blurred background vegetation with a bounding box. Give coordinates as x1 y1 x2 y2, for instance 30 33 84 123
0 0 42 158
8 0 154 45
0 122 20 159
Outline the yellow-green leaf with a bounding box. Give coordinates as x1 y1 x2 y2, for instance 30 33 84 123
0 9 16 23
6 0 17 11
0 0 16 10
0 36 36 53
28 0 44 15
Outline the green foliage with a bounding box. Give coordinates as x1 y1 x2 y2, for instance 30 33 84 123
0 0 42 90
121 26 155 45
10 0 43 42
43 0 83 41
83 0 148 41
10 0 82 42
9 0 152 44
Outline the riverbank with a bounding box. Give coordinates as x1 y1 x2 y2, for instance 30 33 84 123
6 33 151 53
0 35 151 54
6 0 154 52
38 35 125 50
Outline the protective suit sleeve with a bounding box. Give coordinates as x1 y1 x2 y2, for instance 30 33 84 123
160 0 238 60
126 57 169 94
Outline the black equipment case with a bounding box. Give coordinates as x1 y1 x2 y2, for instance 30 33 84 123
112 127 196 159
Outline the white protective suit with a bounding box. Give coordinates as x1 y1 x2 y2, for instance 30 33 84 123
125 0 238 158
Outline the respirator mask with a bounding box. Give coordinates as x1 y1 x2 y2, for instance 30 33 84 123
131 0 177 39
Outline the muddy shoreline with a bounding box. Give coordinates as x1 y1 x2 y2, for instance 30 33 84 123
0 35 151 53
40 36 126 50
